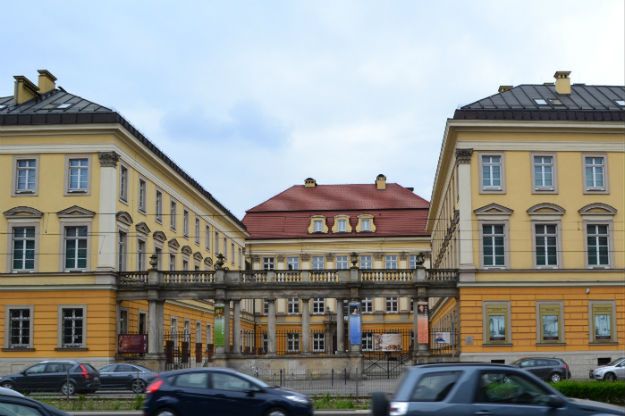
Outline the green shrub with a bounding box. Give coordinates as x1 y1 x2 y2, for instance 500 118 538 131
552 380 625 405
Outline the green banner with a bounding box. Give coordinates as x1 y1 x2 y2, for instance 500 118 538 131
214 305 225 348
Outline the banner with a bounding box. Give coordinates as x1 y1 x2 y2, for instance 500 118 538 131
348 301 361 345
373 333 402 351
433 331 450 344
417 302 429 344
118 334 147 353
214 304 225 348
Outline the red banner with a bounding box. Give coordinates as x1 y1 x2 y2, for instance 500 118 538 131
118 334 148 353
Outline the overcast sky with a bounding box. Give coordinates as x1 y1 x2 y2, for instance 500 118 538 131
2 0 623 219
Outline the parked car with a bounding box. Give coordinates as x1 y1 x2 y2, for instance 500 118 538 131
0 387 70 415
143 367 313 416
511 357 571 382
590 357 625 381
371 363 625 416
99 363 156 393
0 360 100 395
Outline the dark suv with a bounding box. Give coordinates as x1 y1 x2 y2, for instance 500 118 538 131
0 360 100 395
371 363 624 416
511 357 571 382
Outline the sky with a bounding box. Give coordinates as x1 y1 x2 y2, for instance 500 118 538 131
2 0 624 219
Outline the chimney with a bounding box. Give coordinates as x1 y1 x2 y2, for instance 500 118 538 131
13 75 39 105
304 178 317 188
498 85 512 93
37 69 57 94
554 71 571 95
375 174 386 190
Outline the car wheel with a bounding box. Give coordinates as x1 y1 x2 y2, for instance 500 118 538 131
155 408 177 416
549 373 562 383
604 372 617 382
61 381 76 396
371 392 390 416
265 408 288 416
0 381 14 390
131 379 146 394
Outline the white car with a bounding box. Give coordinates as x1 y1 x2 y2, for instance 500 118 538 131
590 357 625 381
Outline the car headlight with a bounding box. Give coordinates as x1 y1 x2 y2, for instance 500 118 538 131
285 394 309 404
390 401 408 416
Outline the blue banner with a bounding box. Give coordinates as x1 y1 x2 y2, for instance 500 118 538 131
348 301 361 345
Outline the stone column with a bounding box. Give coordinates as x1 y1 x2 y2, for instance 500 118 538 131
223 301 231 354
301 298 310 353
147 299 164 355
267 299 276 354
418 295 430 353
456 148 475 270
233 300 241 354
412 297 419 354
97 152 119 271
336 299 345 353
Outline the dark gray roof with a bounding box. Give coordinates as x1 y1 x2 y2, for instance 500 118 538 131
0 89 246 232
454 84 625 121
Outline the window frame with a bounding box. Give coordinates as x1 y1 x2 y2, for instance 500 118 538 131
138 177 147 213
360 255 372 270
4 305 34 349
482 301 511 345
65 155 91 195
361 332 373 351
9 224 38 272
117 228 128 272
137 238 147 272
335 255 349 270
61 223 90 272
479 222 508 269
287 333 300 352
479 153 505 194
531 153 557 193
287 298 300 314
361 298 373 314
312 298 325 315
385 297 398 313
194 217 200 245
183 209 190 238
385 255 398 270
532 221 561 269
312 256 325 270
58 305 87 349
155 190 163 223
584 221 612 268
583 153 609 194
12 156 39 196
313 333 325 352
170 200 177 231
205 225 211 250
536 301 565 344
588 300 617 344
119 164 129 203
262 257 275 271
286 256 299 270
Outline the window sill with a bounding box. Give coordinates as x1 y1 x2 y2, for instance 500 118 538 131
536 342 566 346
2 347 35 352
483 342 513 347
55 347 88 352
589 341 619 345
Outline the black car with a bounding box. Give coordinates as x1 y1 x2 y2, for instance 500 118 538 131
0 360 100 395
99 363 156 393
371 363 625 416
143 367 313 416
511 357 571 382
0 389 70 415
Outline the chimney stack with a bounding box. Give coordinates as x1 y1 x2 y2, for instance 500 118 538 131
13 75 39 105
37 69 57 94
304 178 317 188
554 71 571 95
375 174 386 190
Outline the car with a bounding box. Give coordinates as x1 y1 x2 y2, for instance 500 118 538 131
511 357 571 382
590 357 625 381
143 367 313 416
0 360 100 395
371 363 625 416
0 388 70 416
99 363 157 393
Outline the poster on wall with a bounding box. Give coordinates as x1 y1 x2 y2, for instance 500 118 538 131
433 331 450 344
485 303 509 342
214 304 225 348
539 303 561 341
373 333 402 351
417 302 429 345
348 301 361 345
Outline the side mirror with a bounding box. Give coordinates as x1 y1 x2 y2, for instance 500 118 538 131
371 392 390 416
546 394 566 408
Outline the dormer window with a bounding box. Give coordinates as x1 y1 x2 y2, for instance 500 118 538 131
338 219 347 232
331 215 352 233
314 219 323 232
356 214 376 233
361 218 371 231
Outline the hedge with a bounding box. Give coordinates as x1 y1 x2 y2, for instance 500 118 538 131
552 380 625 405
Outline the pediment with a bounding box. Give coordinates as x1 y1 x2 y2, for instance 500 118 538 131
578 203 617 216
116 211 133 226
181 245 193 256
3 206 44 219
153 231 167 243
57 205 95 218
194 252 204 261
168 239 180 251
135 222 151 235
527 203 565 216
474 203 513 216
204 257 213 267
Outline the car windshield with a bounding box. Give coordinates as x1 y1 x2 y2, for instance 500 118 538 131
607 358 625 366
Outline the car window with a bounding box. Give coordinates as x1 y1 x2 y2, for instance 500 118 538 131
116 365 135 372
519 360 535 368
82 364 98 373
0 401 44 415
211 373 254 391
24 364 46 375
100 365 116 372
45 363 69 373
173 372 208 389
477 372 551 405
409 371 460 402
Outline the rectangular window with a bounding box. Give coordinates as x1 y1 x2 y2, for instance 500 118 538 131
590 302 615 343
313 333 325 352
11 227 36 271
263 300 269 315
169 253 176 271
205 225 211 249
196 322 202 344
287 256 299 270
535 224 558 267
119 165 128 201
118 230 127 271
481 154 502 191
64 226 88 270
155 247 162 269
138 312 147 335
8 308 31 348
584 156 606 191
61 307 85 347
137 239 146 271
231 243 234 263
385 297 398 313
138 179 147 212
385 255 398 269
119 309 128 334
215 231 220 254
313 219 324 232
68 158 89 192
361 298 373 313
312 256 325 270
155 191 163 223
263 257 275 271
195 218 200 244
587 224 610 267
337 219 347 232
287 333 300 352
483 302 510 344
182 259 189 271
360 255 372 269
288 298 299 314
361 218 371 231
482 224 505 267
183 210 189 237
170 201 177 230
537 302 563 343
361 332 373 351
15 159 37 193
533 155 554 190
336 255 349 270
313 298 325 314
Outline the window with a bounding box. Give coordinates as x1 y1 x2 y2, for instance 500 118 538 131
155 191 163 223
360 255 372 269
313 333 325 352
118 230 127 271
313 298 325 314
385 297 398 313
137 239 146 271
533 155 555 191
212 372 254 391
533 98 547 105
590 301 616 343
482 224 505 267
183 210 189 237
537 302 563 343
183 321 190 342
169 253 176 271
587 224 610 267
288 298 299 314
194 218 200 244
361 332 373 351
214 231 220 254
410 371 461 402
336 255 349 270
196 322 202 343
480 154 503 191
477 371 550 405
138 312 147 335
287 333 300 352
231 243 234 263
337 218 347 232
170 201 177 230
0 402 46 415
313 219 324 233
361 218 371 232
155 247 162 269
287 257 299 270
262 257 275 271
67 158 89 192
182 259 189 271
60 307 85 348
11 227 35 271
119 309 128 334
205 225 211 249
535 224 558 267
312 256 325 270
263 300 269 315
483 302 510 344
361 298 373 313
175 372 208 389
138 179 147 212
7 307 32 348
385 255 398 269
15 158 37 193
584 156 606 191
409 255 419 269
64 226 88 270
119 165 128 201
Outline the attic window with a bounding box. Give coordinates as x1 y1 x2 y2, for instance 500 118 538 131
56 103 72 109
615 100 625 107
549 99 562 105
0 104 6 110
534 98 548 106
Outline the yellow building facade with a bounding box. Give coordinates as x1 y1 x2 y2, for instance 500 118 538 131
428 72 624 377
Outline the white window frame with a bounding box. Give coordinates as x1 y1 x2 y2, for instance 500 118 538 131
336 255 349 270
361 298 373 313
137 238 146 271
194 218 200 245
119 164 129 202
385 297 398 313
287 333 300 352
62 224 90 272
287 298 300 314
263 257 275 271
169 253 177 271
337 218 347 232
5 305 34 349
183 210 190 238
533 222 561 269
13 157 38 196
479 153 505 193
118 229 128 272
585 222 612 268
531 153 557 193
138 178 147 212
480 222 508 269
170 200 177 231
58 305 87 348
583 154 608 193
313 333 325 352
312 256 325 270
313 219 324 233
361 332 373 351
287 256 299 270
360 255 372 270
312 298 325 314
10 225 37 272
385 255 398 269
66 156 90 194
155 190 163 223
205 225 211 250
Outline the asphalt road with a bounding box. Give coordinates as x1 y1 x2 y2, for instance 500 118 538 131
70 412 370 416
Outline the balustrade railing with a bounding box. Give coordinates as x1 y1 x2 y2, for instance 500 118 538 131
426 269 458 281
275 271 302 282
361 269 413 282
310 270 339 282
163 271 215 284
118 272 148 286
242 271 268 283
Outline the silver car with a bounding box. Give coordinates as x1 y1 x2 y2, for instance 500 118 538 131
590 357 625 381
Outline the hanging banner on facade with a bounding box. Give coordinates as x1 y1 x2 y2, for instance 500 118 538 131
373 333 402 351
118 334 147 353
214 304 225 348
348 301 361 345
417 302 429 345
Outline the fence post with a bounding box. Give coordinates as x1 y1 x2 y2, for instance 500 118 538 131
344 368 347 385
280 369 283 387
331 368 334 386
